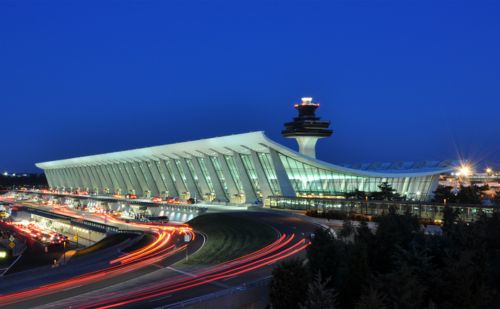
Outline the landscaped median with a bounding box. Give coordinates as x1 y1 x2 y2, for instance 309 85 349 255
185 213 278 265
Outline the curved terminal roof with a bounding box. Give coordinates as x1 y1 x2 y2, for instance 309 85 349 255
341 160 459 174
36 131 456 178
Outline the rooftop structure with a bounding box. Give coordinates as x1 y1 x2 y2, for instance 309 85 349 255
282 97 332 158
36 118 455 204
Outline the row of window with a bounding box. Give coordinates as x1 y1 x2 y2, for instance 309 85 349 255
45 152 283 201
45 151 438 202
279 154 436 198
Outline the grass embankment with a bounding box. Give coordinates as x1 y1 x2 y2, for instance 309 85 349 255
186 213 277 265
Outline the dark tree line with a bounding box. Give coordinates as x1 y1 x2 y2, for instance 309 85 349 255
0 173 47 190
432 184 490 205
270 207 500 309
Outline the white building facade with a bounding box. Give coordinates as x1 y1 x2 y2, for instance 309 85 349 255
36 131 454 204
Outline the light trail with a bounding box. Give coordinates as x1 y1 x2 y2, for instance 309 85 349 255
0 198 308 309
0 211 194 307
70 234 308 309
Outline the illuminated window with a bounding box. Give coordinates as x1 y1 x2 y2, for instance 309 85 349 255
224 155 243 193
240 154 261 195
210 156 229 195
257 153 281 195
185 159 203 194
197 158 215 193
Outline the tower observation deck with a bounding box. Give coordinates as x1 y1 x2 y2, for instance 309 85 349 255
282 97 332 158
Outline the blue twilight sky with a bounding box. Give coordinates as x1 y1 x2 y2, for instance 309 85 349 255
1 0 499 173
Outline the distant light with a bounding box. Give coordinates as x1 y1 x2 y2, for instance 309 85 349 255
0 251 6 259
2 172 7 176
486 167 493 174
457 164 473 177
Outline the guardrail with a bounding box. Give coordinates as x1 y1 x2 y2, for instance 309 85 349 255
15 206 121 233
156 276 272 309
17 191 208 212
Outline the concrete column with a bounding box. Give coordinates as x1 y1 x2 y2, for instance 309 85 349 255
88 165 104 193
269 149 295 197
54 169 65 188
114 163 134 194
190 157 210 196
250 151 273 199
71 167 84 189
146 160 168 196
137 160 160 197
69 167 85 189
97 162 117 194
101 164 119 193
106 163 126 194
70 167 84 189
56 169 69 189
132 161 152 196
157 159 179 197
426 175 440 201
61 168 74 189
216 154 239 198
53 169 64 188
233 154 258 204
93 165 110 193
77 166 94 191
204 156 229 202
44 170 55 188
179 158 201 199
61 168 76 189
167 158 188 196
122 162 145 196
83 165 99 192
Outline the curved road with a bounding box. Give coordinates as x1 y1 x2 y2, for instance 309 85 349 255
0 204 317 309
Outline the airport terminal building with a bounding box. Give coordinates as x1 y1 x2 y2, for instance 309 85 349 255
36 98 455 204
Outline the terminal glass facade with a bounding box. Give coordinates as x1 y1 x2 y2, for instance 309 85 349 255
37 132 452 204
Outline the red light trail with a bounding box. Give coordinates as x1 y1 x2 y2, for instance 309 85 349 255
0 196 309 308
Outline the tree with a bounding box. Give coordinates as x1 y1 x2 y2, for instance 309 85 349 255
300 272 337 309
370 208 420 273
375 264 428 309
370 182 401 201
338 241 370 308
307 228 343 283
432 185 457 203
431 250 493 309
355 221 375 244
346 189 367 200
270 259 310 309
456 185 482 204
441 206 460 236
355 287 388 309
274 212 500 308
339 220 355 241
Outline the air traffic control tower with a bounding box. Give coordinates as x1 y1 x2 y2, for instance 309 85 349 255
282 97 333 158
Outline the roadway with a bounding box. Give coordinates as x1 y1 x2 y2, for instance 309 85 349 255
29 212 317 308
0 197 318 308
